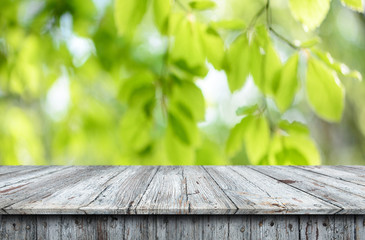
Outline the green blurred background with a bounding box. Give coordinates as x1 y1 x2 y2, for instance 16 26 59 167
0 0 364 165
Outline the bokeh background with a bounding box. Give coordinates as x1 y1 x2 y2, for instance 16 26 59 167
0 0 364 165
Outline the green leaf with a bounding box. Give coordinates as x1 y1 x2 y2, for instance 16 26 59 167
265 133 282 165
275 148 308 165
236 104 259 116
168 102 200 146
346 70 362 81
199 26 225 70
249 37 264 86
267 133 320 165
341 0 364 12
176 102 194 120
153 0 171 34
225 34 250 92
278 120 309 136
127 86 156 113
250 26 282 95
114 0 149 36
172 81 205 121
226 114 270 164
244 115 270 164
283 135 321 165
263 44 282 95
225 116 253 157
299 37 321 48
120 110 152 152
118 71 155 105
289 0 330 31
189 0 216 10
168 112 190 145
211 19 246 30
274 54 299 112
170 14 208 77
306 57 345 122
165 127 195 164
311 48 362 81
196 137 225 165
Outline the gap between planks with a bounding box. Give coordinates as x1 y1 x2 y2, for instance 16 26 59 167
250 166 365 214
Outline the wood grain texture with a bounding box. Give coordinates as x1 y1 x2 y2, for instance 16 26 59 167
0 166 91 213
296 165 365 187
1 215 365 239
0 215 37 240
205 166 339 214
8 166 127 214
36 216 62 240
2 166 120 214
355 215 365 240
136 166 237 214
0 166 69 189
251 165 365 214
185 166 237 214
81 166 159 214
135 166 188 215
299 215 356 240
0 166 365 215
250 215 299 240
0 166 42 176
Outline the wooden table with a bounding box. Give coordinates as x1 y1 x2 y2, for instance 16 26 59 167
0 165 364 239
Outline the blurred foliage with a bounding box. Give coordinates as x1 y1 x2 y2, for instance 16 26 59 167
0 0 364 165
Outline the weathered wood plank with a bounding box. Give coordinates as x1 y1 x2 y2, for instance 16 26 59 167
299 215 355 240
0 167 79 211
61 215 97 240
36 216 62 240
205 166 338 214
355 215 365 240
100 216 125 240
124 215 151 240
251 165 365 214
155 215 201 239
337 166 365 177
180 215 202 240
1 166 365 215
1 215 361 239
34 215 126 240
275 215 299 240
332 165 365 176
299 215 334 239
1 166 115 214
81 166 158 214
8 166 127 214
156 216 235 239
334 215 355 239
0 166 69 189
228 215 251 239
296 165 365 186
344 165 365 170
0 166 67 214
251 216 276 239
185 166 236 214
250 216 299 240
0 166 39 175
156 216 176 239
201 216 229 240
0 215 37 240
135 166 188 214
146 216 158 240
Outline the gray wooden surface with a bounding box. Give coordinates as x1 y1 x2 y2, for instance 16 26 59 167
0 166 365 215
0 215 363 240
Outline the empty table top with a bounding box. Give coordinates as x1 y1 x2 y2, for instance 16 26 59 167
0 165 364 215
